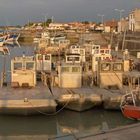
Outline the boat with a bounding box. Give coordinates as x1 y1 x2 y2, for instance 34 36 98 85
56 90 102 112
120 91 140 120
120 71 140 120
0 35 7 47
4 33 20 43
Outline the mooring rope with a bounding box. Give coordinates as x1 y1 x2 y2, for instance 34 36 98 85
27 89 75 116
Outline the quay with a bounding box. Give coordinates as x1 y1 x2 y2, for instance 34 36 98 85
0 84 122 115
77 122 140 140
48 123 140 140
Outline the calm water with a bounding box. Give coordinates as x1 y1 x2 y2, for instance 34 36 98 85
0 44 136 140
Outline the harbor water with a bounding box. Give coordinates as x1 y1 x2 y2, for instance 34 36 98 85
0 44 136 139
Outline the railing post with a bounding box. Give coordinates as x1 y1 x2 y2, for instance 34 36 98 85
0 72 3 88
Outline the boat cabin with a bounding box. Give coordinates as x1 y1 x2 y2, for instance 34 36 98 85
97 60 124 89
11 56 36 87
91 44 112 72
58 39 70 47
35 54 52 72
65 54 81 64
69 45 86 62
38 38 50 48
58 64 82 88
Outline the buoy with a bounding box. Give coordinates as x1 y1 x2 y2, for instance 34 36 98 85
24 98 28 102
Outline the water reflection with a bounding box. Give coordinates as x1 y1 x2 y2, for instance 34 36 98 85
0 115 57 136
57 109 134 136
0 109 135 140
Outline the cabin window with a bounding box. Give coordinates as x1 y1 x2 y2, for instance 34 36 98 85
101 63 111 71
38 55 43 60
72 67 80 72
105 50 110 54
26 62 34 70
95 57 101 61
45 55 50 60
80 50 84 55
94 50 99 54
100 50 104 54
14 62 22 70
61 67 70 72
113 63 123 71
74 50 79 53
67 56 80 62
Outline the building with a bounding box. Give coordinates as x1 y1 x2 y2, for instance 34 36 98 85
104 20 118 33
48 23 68 30
129 8 140 32
118 18 129 32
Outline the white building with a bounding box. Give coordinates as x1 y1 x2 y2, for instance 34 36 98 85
129 9 140 32
48 23 68 30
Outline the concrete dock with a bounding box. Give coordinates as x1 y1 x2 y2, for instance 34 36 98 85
76 122 140 140
0 84 123 114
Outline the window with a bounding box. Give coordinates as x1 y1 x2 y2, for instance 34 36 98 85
67 56 80 62
26 62 34 70
100 50 104 54
105 50 110 54
61 67 70 72
113 63 123 71
45 55 50 60
38 55 43 60
14 62 22 70
72 67 80 72
101 63 111 71
94 50 99 54
95 57 101 61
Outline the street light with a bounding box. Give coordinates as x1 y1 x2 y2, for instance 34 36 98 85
114 9 125 32
42 13 48 28
98 14 104 25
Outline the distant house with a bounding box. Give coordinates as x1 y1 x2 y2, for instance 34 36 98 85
129 8 140 32
104 20 118 33
118 18 129 32
48 23 68 30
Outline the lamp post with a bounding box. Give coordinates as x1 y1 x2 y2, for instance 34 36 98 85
42 13 48 29
98 14 104 25
114 9 125 32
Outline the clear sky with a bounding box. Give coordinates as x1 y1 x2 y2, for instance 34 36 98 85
0 0 140 26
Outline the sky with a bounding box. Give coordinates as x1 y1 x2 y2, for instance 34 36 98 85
0 0 140 26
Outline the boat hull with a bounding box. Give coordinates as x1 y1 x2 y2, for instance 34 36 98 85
122 105 140 120
57 94 102 112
